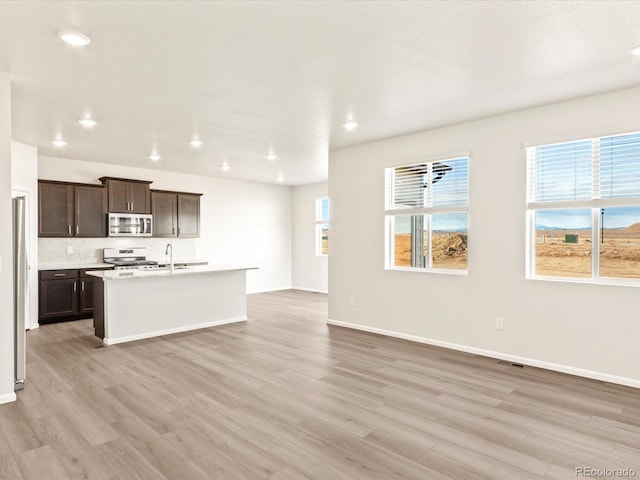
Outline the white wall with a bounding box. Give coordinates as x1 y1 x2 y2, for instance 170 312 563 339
0 73 15 404
39 156 292 293
11 141 38 329
292 182 328 293
329 86 640 388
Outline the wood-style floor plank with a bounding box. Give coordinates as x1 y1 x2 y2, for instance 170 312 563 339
0 289 639 479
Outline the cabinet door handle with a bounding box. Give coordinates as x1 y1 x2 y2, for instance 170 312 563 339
81 281 85 291
53 273 66 277
172 227 175 235
76 225 79 235
74 282 77 292
68 225 71 235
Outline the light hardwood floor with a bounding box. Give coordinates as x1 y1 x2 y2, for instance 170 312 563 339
1 290 639 479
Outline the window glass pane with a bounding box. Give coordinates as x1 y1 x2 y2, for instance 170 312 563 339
315 198 329 222
387 157 468 210
531 140 592 202
534 209 592 278
600 206 640 279
432 213 468 269
392 215 427 268
600 133 640 199
390 164 428 209
431 158 469 208
316 224 329 256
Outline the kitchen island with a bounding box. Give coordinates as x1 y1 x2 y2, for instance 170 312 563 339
87 265 257 345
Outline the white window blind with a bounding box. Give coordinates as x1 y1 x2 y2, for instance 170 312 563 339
527 132 640 204
386 157 469 211
527 139 593 203
599 132 640 199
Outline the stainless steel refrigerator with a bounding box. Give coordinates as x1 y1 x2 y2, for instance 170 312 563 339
13 196 26 391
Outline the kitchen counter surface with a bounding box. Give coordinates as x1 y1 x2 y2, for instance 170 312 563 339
86 264 256 280
39 262 114 271
151 258 209 266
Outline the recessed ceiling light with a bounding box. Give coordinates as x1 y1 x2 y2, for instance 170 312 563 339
149 153 161 161
631 44 640 56
78 117 97 128
266 153 277 161
58 31 91 47
343 120 358 131
221 162 231 172
51 139 66 147
190 139 203 148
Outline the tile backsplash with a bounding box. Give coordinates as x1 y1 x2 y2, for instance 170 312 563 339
39 237 196 265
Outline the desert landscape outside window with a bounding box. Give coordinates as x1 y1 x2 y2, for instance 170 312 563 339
527 132 640 282
315 197 329 256
385 157 469 272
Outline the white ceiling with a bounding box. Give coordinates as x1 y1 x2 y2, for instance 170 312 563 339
2 1 640 185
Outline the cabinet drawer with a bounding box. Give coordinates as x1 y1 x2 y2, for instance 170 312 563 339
40 270 79 281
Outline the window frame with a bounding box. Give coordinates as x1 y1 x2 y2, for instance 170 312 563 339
384 156 470 274
315 196 329 257
526 131 640 286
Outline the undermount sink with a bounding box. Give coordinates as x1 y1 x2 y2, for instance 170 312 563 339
156 266 190 271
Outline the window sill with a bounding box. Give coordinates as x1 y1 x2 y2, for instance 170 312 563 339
386 266 468 276
527 275 640 288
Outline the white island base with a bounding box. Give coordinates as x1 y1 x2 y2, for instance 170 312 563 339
88 266 256 345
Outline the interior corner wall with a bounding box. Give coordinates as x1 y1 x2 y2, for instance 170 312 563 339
329 86 640 387
292 182 328 293
0 72 15 404
38 156 292 294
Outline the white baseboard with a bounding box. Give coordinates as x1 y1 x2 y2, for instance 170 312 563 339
291 286 328 294
327 319 640 389
104 316 247 346
0 392 17 405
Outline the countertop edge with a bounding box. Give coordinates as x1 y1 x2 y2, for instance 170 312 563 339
38 262 114 271
87 265 258 280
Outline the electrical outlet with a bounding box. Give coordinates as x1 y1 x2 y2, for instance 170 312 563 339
350 296 356 306
495 317 504 330
66 245 74 254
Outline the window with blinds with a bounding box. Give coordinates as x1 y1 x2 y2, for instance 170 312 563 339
526 131 640 283
385 157 469 273
315 197 329 256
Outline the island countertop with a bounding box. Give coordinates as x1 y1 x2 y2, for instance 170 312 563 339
86 264 257 280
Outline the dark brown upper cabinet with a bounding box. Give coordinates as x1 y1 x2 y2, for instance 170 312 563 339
39 181 74 237
178 193 201 238
100 177 152 214
151 190 201 238
75 185 107 237
151 191 177 237
38 180 107 238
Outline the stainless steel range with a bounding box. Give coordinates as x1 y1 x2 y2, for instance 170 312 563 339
103 247 159 270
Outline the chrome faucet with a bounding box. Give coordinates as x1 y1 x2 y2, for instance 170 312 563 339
165 243 174 272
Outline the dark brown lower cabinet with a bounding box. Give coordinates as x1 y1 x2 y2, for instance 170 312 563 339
39 268 111 324
39 277 78 319
79 276 95 313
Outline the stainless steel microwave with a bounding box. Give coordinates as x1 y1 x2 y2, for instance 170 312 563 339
108 213 153 237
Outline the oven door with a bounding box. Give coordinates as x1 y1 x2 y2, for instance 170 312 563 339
108 213 153 236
